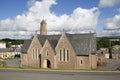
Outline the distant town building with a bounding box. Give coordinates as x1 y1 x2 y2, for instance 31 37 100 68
0 44 22 59
9 45 22 58
110 39 120 41
96 48 109 66
100 48 109 59
21 20 97 69
0 48 11 58
0 42 6 48
112 45 120 59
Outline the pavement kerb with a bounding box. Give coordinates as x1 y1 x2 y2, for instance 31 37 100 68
0 68 120 73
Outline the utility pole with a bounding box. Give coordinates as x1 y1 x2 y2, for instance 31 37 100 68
109 40 112 59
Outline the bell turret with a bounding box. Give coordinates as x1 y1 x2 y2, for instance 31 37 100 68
40 20 47 35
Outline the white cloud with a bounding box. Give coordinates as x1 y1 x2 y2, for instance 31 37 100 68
47 7 99 31
0 0 99 39
104 14 120 30
0 31 33 39
99 0 120 8
98 14 120 37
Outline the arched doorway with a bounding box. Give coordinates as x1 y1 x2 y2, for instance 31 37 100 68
47 59 51 68
43 59 51 68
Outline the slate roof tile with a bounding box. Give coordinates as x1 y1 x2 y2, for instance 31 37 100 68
21 39 32 53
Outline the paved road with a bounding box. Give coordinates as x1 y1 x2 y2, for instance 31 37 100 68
0 69 120 80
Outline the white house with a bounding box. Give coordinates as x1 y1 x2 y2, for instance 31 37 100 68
0 42 6 48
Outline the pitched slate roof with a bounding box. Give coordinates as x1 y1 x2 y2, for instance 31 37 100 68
66 33 93 39
37 34 61 47
66 33 92 56
48 39 58 49
21 33 95 56
21 35 60 53
21 39 32 53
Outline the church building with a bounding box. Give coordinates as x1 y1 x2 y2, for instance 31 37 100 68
21 20 97 69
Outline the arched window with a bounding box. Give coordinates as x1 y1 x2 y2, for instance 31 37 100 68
36 48 38 59
63 48 65 61
59 48 70 62
36 49 40 60
32 48 35 59
66 50 69 61
32 48 40 60
80 60 83 65
59 49 62 61
81 60 83 64
46 51 48 56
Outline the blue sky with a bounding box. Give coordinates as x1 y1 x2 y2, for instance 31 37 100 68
0 0 120 39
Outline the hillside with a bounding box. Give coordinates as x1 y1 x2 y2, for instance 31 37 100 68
0 38 24 48
97 36 120 50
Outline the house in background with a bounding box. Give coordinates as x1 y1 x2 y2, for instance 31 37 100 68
96 48 109 66
112 45 120 59
0 42 10 59
0 41 22 58
96 50 106 66
9 44 22 58
0 42 6 48
100 48 109 59
0 48 11 59
21 20 97 69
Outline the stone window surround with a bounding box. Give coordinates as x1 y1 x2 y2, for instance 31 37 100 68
59 48 70 62
32 48 40 60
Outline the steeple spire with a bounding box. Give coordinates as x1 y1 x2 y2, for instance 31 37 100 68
40 19 47 35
